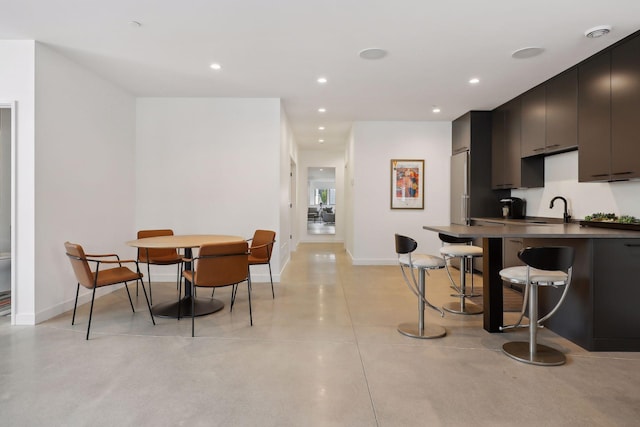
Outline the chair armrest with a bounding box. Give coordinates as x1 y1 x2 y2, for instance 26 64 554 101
93 258 137 264
249 241 275 251
85 253 120 259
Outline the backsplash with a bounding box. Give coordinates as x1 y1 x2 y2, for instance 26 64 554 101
511 150 640 221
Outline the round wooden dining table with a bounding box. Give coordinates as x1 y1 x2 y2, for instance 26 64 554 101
126 234 245 318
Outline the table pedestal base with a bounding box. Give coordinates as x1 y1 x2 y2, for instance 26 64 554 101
152 296 224 318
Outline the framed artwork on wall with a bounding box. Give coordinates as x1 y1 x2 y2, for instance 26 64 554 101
390 159 424 209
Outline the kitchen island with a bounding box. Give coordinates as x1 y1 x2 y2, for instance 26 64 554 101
424 222 640 351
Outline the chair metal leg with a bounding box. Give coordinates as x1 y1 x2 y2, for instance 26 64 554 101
398 267 446 339
137 279 155 326
502 284 565 366
147 263 153 305
72 283 80 325
268 263 274 298
86 287 97 340
124 282 135 312
247 278 253 326
191 285 196 337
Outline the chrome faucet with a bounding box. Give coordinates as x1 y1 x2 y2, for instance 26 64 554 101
549 196 571 223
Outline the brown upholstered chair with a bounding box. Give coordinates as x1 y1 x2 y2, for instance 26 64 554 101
64 241 155 340
248 230 276 298
137 229 183 304
182 241 252 337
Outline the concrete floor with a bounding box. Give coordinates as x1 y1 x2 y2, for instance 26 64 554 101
1 243 639 426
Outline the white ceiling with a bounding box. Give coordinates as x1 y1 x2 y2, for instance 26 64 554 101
1 1 639 150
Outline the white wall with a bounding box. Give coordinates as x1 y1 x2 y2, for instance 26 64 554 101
297 149 345 243
0 41 36 324
512 150 640 220
34 43 137 322
135 98 282 282
348 121 451 264
279 105 296 271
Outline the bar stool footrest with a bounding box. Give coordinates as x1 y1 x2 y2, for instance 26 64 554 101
502 341 566 366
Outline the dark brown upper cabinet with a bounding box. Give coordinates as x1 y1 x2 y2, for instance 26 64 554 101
578 33 640 182
452 112 471 154
521 85 546 157
578 52 611 181
545 67 578 154
611 34 640 180
492 99 544 189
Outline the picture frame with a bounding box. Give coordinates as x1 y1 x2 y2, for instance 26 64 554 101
390 159 424 209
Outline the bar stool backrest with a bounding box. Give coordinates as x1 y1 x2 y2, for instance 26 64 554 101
438 233 472 245
395 234 417 255
518 246 575 272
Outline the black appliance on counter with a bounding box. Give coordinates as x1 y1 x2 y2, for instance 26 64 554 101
500 197 526 219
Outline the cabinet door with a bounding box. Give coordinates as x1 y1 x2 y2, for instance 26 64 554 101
503 98 522 188
521 85 546 157
546 67 578 153
491 107 506 189
452 112 471 154
611 35 640 180
578 52 611 182
593 239 640 338
502 238 524 268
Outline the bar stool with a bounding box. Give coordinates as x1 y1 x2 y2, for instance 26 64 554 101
499 246 575 366
394 234 446 339
438 233 483 315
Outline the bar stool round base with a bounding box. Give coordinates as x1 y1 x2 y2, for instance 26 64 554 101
502 341 566 366
397 323 446 339
442 301 483 315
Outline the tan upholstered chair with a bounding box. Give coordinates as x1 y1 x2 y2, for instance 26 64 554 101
248 230 276 298
64 241 155 340
182 241 251 337
137 229 183 304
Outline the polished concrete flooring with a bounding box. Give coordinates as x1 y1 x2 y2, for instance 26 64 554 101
1 243 639 426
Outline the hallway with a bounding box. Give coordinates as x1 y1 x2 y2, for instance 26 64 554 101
1 243 639 426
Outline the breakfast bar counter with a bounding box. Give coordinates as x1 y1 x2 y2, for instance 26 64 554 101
424 222 640 351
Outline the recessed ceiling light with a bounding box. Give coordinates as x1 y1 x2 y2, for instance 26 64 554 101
318 126 325 131
317 77 328 84
210 63 222 70
359 48 388 60
318 108 326 113
319 139 325 143
512 47 545 59
469 78 480 84
129 21 142 28
432 107 441 113
585 25 612 38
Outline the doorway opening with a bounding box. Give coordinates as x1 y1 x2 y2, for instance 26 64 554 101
0 105 14 319
307 167 335 235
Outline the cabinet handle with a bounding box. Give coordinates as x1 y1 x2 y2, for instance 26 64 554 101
612 171 633 176
591 173 609 178
533 147 545 152
508 239 521 244
624 244 640 247
547 144 560 148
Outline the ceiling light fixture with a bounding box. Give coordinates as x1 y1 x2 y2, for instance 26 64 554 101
359 48 387 60
585 25 612 38
511 47 545 59
319 139 325 143
317 77 328 84
318 108 326 113
318 126 325 130
469 78 480 84
432 107 441 113
210 63 222 70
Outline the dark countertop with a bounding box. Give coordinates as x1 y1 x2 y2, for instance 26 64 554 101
424 222 640 239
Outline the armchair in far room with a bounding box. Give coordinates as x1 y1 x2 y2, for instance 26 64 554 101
321 209 335 224
307 207 320 222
